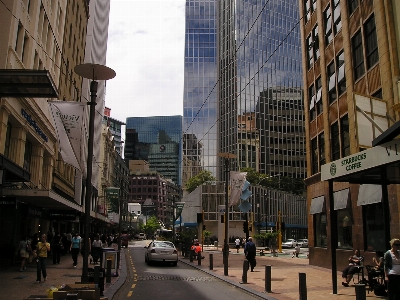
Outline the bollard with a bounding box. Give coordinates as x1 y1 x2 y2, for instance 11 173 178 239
299 272 307 300
265 265 272 293
189 250 194 262
209 253 213 270
197 251 201 266
106 259 112 284
355 284 366 300
94 265 100 285
241 260 249 283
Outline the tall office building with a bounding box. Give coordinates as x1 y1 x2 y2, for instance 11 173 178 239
217 0 305 179
125 116 182 185
300 0 400 268
182 0 218 186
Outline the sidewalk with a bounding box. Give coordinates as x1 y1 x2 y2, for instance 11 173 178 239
180 247 385 300
0 251 127 300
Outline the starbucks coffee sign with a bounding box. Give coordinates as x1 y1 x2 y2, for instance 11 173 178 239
321 139 400 180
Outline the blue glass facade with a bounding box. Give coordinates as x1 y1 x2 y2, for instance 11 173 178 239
218 0 305 179
182 0 218 184
125 116 182 185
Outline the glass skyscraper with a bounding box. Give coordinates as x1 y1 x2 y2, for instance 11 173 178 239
182 0 218 185
218 0 305 179
125 116 182 185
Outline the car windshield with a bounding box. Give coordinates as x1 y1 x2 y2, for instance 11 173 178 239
152 241 175 248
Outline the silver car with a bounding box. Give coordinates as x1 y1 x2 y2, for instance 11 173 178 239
282 239 297 248
145 241 178 266
298 239 309 248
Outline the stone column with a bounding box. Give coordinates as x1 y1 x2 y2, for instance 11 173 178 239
0 108 10 154
42 154 54 190
30 145 44 188
8 127 26 167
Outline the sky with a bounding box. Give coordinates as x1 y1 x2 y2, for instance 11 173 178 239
105 0 186 125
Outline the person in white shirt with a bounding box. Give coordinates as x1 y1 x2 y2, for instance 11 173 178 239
235 237 241 253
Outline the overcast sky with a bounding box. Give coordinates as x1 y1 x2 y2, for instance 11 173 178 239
105 0 186 124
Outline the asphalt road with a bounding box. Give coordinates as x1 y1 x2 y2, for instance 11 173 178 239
113 240 265 300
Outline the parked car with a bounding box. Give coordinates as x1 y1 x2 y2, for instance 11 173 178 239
134 233 146 240
282 239 297 248
298 239 308 248
144 240 178 266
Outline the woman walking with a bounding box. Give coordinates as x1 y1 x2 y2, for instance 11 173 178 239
384 238 400 299
35 234 50 283
70 232 81 267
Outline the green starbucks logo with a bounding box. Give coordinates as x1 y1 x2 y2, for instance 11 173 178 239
330 163 336 176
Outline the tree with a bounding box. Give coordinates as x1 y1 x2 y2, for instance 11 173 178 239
185 170 216 193
141 216 161 238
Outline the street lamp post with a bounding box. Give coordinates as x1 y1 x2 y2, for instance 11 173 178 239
218 152 236 276
74 63 115 282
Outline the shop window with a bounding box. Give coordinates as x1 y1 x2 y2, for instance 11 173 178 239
337 209 353 249
363 198 385 252
315 213 327 247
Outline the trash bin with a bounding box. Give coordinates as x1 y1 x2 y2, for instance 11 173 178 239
214 241 218 247
101 248 118 276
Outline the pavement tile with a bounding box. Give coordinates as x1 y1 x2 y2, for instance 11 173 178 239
180 247 385 300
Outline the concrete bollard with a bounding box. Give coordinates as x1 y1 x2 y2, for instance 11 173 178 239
209 253 213 270
265 265 272 293
241 260 249 283
355 284 366 300
106 259 112 284
197 251 201 266
299 272 307 300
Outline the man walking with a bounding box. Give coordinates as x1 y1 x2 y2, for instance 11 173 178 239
244 237 257 272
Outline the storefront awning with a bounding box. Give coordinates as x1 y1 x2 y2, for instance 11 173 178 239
310 196 324 214
333 188 349 210
357 184 382 206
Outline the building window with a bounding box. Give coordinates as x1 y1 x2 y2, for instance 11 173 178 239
333 0 342 34
331 122 340 160
341 115 350 157
364 15 378 69
348 0 358 15
324 6 333 45
315 213 327 247
23 140 32 172
372 89 382 99
336 51 346 95
315 77 323 115
319 133 325 166
311 138 318 174
309 83 316 120
364 202 385 252
304 0 317 23
327 61 337 103
352 30 365 80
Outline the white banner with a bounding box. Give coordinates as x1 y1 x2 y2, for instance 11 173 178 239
49 101 82 170
229 172 247 206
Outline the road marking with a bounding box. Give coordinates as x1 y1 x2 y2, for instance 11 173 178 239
131 284 136 288
127 291 133 297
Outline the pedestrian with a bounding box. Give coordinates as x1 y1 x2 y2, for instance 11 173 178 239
34 234 50 283
61 233 68 255
52 231 62 264
66 232 72 254
244 237 257 272
341 249 364 287
91 235 102 264
384 238 400 299
70 232 81 267
235 237 241 253
292 244 301 258
15 235 31 272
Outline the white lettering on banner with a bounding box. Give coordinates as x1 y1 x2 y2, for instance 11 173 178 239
321 139 400 180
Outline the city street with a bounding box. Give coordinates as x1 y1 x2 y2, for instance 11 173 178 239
114 240 265 300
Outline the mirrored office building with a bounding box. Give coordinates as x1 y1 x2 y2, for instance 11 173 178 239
125 116 182 185
218 0 305 179
182 0 218 186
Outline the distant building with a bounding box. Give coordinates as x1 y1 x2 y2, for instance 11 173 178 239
104 107 125 155
125 116 182 185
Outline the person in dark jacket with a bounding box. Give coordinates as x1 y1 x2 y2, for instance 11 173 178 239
244 237 257 272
